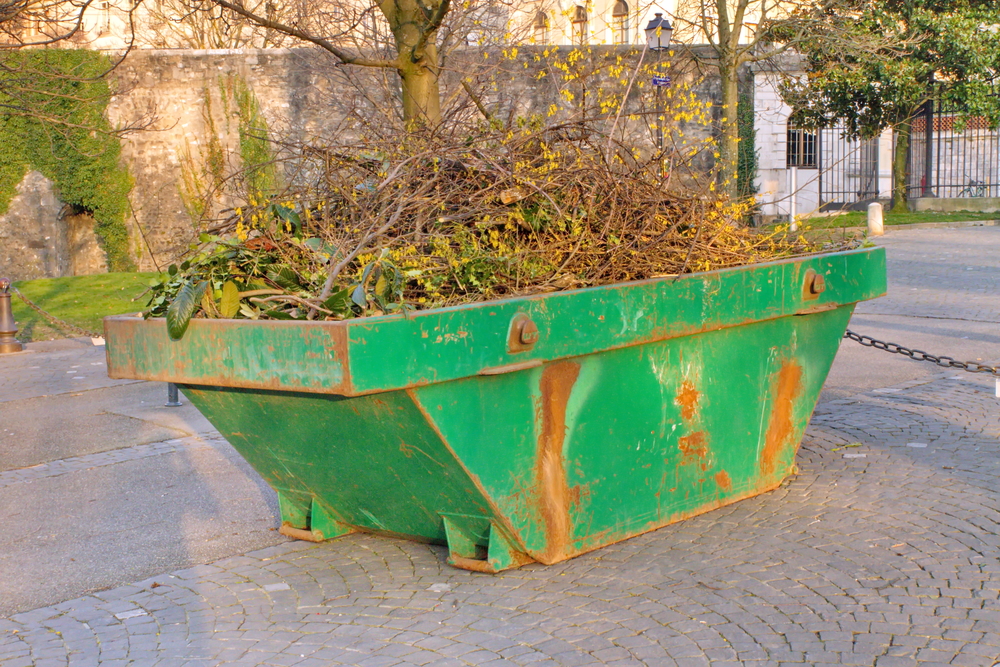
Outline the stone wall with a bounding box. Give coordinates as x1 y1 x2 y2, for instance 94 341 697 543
0 171 106 281
5 45 725 278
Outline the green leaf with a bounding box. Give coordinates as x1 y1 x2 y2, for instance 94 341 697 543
302 237 328 253
321 287 353 314
220 281 240 318
360 261 376 285
386 263 402 297
168 264 178 276
270 204 301 232
166 280 208 340
199 232 212 243
351 284 367 307
200 288 217 317
180 260 191 271
267 266 301 290
261 309 295 320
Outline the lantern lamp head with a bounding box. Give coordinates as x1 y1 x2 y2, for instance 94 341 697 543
645 13 673 51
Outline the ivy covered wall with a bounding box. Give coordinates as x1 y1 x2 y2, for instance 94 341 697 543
0 50 134 271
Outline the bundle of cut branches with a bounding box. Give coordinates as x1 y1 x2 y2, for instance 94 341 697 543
147 121 840 339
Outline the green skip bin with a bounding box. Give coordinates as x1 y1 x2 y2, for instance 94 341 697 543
105 247 886 572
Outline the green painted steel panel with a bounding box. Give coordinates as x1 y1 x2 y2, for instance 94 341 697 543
104 318 349 392
410 305 851 564
180 386 494 540
106 248 886 396
344 248 884 395
103 247 886 571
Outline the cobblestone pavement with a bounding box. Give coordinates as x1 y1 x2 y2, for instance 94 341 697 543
2 227 1000 666
856 226 1000 323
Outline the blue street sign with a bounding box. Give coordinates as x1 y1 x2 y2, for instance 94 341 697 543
652 76 671 87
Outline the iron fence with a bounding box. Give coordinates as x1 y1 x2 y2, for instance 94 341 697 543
907 99 1000 199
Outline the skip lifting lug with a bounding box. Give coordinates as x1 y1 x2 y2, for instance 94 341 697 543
508 313 540 353
803 269 826 301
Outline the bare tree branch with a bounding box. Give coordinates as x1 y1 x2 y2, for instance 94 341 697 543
212 0 399 68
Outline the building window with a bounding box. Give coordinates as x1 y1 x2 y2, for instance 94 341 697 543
533 10 549 43
787 127 817 168
611 0 628 44
572 5 588 45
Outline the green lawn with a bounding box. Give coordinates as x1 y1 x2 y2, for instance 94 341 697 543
11 273 155 342
798 210 1000 230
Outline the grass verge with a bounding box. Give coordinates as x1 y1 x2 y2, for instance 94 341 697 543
11 273 155 342
799 210 1000 230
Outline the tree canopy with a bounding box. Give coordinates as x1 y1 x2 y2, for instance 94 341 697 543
783 0 1000 210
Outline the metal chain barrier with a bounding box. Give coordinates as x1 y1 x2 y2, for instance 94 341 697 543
844 329 1000 377
10 286 102 339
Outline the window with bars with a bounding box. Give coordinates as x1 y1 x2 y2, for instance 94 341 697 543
533 10 549 43
787 127 817 168
572 5 588 45
611 0 628 45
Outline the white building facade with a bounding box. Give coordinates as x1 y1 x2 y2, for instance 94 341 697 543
752 61 894 221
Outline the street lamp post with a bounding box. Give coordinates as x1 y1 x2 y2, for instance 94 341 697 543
645 13 673 154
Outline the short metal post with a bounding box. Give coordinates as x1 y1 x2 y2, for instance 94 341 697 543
867 202 884 236
788 167 799 232
0 278 24 354
166 382 182 407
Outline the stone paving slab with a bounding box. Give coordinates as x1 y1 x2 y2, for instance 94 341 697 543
0 433 224 487
2 371 999 666
0 338 139 403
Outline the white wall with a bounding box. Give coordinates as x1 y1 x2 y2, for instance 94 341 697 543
752 68 819 221
752 66 894 221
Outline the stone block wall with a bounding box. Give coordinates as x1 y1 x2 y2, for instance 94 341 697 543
0 171 107 281
5 45 725 279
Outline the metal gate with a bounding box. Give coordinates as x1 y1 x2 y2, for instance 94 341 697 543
819 127 880 210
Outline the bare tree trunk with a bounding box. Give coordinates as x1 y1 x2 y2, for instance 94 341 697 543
396 45 441 125
891 120 910 213
381 0 445 126
717 58 740 200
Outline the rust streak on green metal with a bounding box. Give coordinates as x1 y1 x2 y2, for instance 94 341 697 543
760 361 803 479
535 361 580 565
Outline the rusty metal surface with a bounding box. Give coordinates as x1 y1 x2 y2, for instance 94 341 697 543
105 317 351 393
407 304 858 566
278 525 324 543
105 248 886 571
534 361 580 564
507 313 540 353
106 248 885 397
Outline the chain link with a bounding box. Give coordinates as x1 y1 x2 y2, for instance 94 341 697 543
11 286 103 339
844 329 1000 377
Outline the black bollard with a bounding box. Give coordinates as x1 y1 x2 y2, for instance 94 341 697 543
165 382 182 407
0 278 23 354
